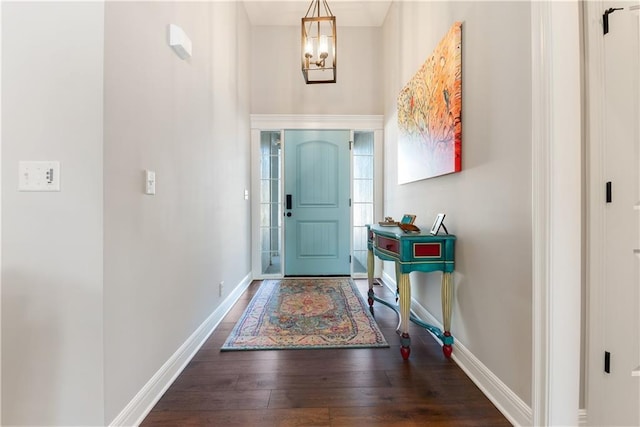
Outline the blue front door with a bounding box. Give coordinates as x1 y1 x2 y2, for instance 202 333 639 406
284 130 351 276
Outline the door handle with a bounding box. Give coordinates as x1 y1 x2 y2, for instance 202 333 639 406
286 194 292 210
286 212 292 217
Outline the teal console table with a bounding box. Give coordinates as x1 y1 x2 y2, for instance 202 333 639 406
366 224 456 359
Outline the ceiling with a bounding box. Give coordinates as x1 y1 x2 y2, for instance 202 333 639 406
242 1 392 27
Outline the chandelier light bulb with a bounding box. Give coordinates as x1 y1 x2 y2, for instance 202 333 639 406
305 39 314 57
318 35 329 57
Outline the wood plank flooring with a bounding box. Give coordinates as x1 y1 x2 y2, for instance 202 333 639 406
141 279 512 426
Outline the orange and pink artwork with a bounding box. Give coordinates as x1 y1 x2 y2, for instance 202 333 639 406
397 22 462 183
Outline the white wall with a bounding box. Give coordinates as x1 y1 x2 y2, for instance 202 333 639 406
103 2 251 423
382 1 533 405
1 2 105 425
252 25 383 114
1 1 251 425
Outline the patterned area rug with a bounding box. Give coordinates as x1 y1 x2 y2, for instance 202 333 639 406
221 278 388 350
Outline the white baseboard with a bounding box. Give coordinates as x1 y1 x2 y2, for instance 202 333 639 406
578 409 587 426
380 271 532 426
109 274 253 427
446 330 532 426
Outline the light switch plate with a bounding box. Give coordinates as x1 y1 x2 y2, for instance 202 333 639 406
145 170 156 195
19 161 61 191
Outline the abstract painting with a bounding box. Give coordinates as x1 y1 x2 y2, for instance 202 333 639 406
397 22 462 184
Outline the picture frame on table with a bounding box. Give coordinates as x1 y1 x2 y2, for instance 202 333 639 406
430 213 448 235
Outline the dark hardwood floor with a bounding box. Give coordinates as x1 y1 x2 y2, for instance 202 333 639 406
141 279 512 426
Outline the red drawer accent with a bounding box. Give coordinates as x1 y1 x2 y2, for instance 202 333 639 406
414 243 441 258
377 236 399 254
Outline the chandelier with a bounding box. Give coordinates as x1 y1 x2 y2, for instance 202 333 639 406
301 0 337 84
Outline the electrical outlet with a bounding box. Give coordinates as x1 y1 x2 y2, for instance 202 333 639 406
219 281 224 297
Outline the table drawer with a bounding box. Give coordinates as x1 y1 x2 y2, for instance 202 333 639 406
413 242 442 258
376 235 399 255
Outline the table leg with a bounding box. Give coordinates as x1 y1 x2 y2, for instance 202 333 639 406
367 249 375 312
441 272 454 358
397 264 412 360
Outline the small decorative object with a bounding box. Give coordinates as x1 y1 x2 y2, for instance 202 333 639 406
430 213 448 235
168 24 192 60
401 214 416 224
399 223 421 233
397 22 462 183
379 216 397 226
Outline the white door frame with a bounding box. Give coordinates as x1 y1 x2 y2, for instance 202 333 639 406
583 1 640 424
584 2 608 423
250 115 384 279
531 1 583 426
0 1 3 418
0 2 4 419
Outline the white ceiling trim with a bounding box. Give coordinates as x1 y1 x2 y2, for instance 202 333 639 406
242 1 392 27
250 114 384 130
